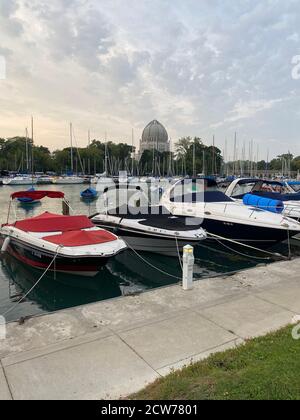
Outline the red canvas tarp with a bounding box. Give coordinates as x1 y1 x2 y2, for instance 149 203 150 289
43 230 116 247
11 191 65 200
14 212 94 232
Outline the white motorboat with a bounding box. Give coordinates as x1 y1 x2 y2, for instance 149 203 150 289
2 176 37 186
160 178 300 248
225 178 300 221
54 176 87 185
92 205 207 256
37 176 54 185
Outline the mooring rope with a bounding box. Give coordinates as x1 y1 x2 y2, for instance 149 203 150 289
206 232 288 260
123 238 261 285
287 230 292 260
213 238 272 261
175 236 183 271
124 239 182 281
1 245 63 318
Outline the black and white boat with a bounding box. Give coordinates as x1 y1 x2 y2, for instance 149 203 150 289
0 191 127 277
225 178 300 221
91 205 207 256
160 178 300 249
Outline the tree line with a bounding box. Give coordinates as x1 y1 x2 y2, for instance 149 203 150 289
1 136 299 176
0 137 133 175
0 136 223 176
226 153 300 175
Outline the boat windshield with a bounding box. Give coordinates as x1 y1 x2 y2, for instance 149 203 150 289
232 180 292 198
290 184 300 192
253 182 290 195
232 182 256 198
170 178 233 203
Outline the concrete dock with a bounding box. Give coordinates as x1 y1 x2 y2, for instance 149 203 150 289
0 258 299 400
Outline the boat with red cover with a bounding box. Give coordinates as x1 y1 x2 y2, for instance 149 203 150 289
0 191 127 277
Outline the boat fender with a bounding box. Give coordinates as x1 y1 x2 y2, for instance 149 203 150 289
1 237 10 253
113 227 120 235
243 194 284 214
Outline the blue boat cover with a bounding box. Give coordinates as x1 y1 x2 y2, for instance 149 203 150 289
17 187 38 203
243 194 284 214
81 188 98 199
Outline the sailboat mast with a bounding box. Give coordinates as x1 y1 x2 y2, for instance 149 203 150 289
25 127 29 172
224 138 228 176
88 129 91 175
212 135 215 175
233 132 237 176
192 139 196 177
31 116 34 177
70 123 74 173
104 131 108 176
131 128 134 176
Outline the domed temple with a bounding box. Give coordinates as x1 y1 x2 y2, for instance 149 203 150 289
139 120 170 155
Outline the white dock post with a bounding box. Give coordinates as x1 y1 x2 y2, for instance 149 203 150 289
0 315 6 340
182 245 194 290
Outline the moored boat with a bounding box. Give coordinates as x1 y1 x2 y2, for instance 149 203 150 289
37 176 54 185
225 178 300 221
54 176 87 185
17 187 41 206
81 187 98 200
0 191 127 277
2 176 37 186
92 205 207 256
160 178 300 249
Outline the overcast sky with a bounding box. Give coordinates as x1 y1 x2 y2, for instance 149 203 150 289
0 0 300 159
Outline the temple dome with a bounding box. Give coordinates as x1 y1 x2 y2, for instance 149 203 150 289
141 120 168 145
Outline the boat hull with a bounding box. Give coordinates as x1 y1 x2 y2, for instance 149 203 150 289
0 237 110 277
200 218 296 249
3 179 38 186
92 223 202 256
54 178 86 185
120 235 199 256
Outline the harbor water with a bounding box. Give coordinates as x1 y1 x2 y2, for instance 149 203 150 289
0 183 299 322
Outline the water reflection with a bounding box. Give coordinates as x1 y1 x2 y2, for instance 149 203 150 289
0 183 299 322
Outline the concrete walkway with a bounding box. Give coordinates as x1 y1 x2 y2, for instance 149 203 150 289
0 258 299 400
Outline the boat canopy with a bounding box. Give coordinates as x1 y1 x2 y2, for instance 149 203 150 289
13 212 94 232
170 190 234 203
11 191 65 200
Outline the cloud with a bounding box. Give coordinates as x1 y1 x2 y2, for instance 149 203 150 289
0 0 23 36
211 98 286 128
0 0 299 158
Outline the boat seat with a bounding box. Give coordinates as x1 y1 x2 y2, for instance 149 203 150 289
42 229 116 247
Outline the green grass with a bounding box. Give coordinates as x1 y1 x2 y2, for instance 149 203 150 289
131 326 300 400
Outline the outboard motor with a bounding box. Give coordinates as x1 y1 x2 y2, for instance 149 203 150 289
243 194 284 214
